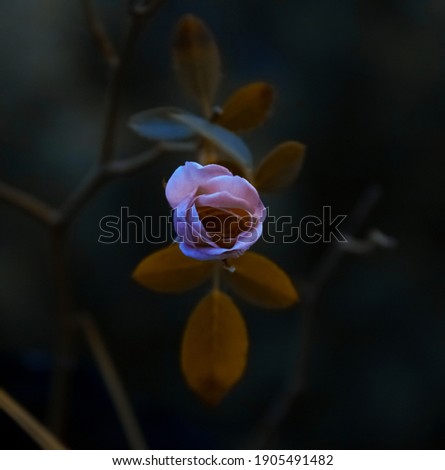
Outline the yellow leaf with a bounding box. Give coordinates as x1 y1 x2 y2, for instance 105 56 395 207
254 141 306 191
172 15 221 117
181 290 248 405
132 244 213 293
214 82 275 133
224 252 299 308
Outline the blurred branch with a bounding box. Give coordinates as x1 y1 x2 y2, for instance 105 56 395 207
77 314 147 450
107 142 195 176
0 143 193 436
0 181 56 225
252 185 382 448
0 0 168 445
341 229 397 254
100 0 167 164
57 141 194 225
0 0 171 223
56 168 109 227
0 388 66 450
0 141 194 229
80 0 119 67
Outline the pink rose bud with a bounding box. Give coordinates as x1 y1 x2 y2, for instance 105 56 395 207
166 162 266 261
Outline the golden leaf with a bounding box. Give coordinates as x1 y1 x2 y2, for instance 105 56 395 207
181 290 248 405
254 141 306 191
224 252 299 308
132 244 213 293
213 82 275 133
172 15 221 117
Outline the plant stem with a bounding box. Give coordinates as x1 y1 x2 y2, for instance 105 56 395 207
78 314 147 450
57 167 109 228
107 142 195 176
100 23 137 164
57 142 194 227
100 0 166 165
0 0 169 447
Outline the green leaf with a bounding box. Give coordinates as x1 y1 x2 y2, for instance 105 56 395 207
132 244 213 293
255 141 306 191
172 15 221 116
224 252 299 308
214 82 275 133
170 113 253 168
128 107 195 141
181 290 248 405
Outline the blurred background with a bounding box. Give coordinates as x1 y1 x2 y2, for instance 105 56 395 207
0 0 444 449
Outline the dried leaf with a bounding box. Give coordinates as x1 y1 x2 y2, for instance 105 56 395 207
224 252 299 308
173 15 221 116
254 141 306 191
170 113 253 167
128 107 195 141
181 290 248 405
132 244 213 293
214 82 275 132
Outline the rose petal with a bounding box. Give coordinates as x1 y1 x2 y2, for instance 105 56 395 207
174 204 218 247
199 175 262 208
180 241 245 261
234 223 263 246
166 162 232 208
174 203 199 244
194 191 253 213
167 162 266 261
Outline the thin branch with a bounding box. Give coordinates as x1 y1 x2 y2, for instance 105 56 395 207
81 0 119 67
0 141 193 234
78 314 147 450
46 142 191 436
100 23 136 164
0 389 66 450
252 185 382 448
0 181 56 226
56 168 109 227
0 0 168 449
100 0 167 165
0 0 170 225
107 142 195 176
57 142 194 226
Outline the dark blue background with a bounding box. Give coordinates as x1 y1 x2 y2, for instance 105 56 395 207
0 0 444 449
